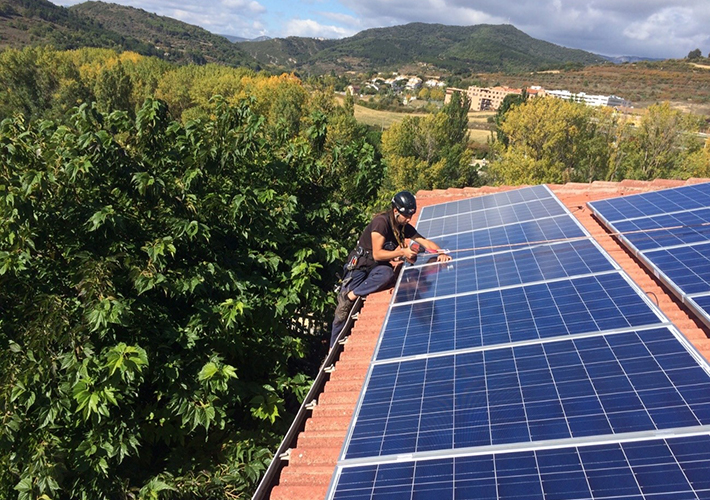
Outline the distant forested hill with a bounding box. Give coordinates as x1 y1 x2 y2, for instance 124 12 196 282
240 23 608 74
0 0 159 56
0 2 609 75
69 1 258 67
0 0 259 67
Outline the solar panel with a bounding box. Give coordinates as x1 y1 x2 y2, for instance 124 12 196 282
417 197 567 239
417 184 553 223
585 182 710 222
347 327 710 459
326 185 710 500
394 239 616 303
588 182 710 329
381 272 662 360
414 214 586 262
333 434 710 500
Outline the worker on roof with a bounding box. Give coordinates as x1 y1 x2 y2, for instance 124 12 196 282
330 190 451 346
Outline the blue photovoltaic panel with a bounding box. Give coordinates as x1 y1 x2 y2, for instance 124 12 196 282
333 434 710 500
417 197 567 239
411 214 586 263
588 182 710 329
394 239 615 303
378 272 661 360
346 327 710 459
586 182 710 222
605 207 710 251
691 295 710 321
417 185 552 223
326 186 710 500
644 242 710 294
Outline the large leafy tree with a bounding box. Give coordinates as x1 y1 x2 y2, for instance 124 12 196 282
614 102 704 180
490 97 709 185
0 93 381 499
380 91 477 191
489 97 615 184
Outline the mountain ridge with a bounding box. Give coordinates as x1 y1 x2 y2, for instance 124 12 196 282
0 0 634 75
239 22 608 74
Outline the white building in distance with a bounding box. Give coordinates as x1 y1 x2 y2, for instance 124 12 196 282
545 90 631 108
446 85 632 111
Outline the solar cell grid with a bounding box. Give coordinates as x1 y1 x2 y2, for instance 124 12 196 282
417 197 567 239
588 182 710 329
417 185 552 222
643 242 710 295
412 214 586 264
690 295 710 320
378 272 662 360
333 434 710 500
346 327 710 460
609 207 710 251
587 182 710 223
394 239 615 303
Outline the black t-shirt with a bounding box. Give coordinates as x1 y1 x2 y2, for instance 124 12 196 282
357 213 421 266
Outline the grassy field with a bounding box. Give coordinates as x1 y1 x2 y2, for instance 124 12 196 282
352 104 422 130
352 104 495 144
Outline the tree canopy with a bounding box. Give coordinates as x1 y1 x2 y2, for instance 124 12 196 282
488 97 709 184
0 78 383 499
380 90 478 192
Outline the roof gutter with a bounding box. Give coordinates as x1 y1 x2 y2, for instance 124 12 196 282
251 297 364 500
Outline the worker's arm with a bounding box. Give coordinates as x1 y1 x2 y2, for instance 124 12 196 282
411 236 452 262
372 231 417 262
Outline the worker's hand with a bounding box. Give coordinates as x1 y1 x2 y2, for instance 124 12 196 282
437 252 452 263
401 246 418 262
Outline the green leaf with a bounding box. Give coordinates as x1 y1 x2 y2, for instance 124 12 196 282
198 362 219 382
86 205 115 232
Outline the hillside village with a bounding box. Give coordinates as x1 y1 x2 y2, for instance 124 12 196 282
348 72 632 111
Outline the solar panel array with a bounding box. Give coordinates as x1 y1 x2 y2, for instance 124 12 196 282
326 185 710 500
588 182 710 330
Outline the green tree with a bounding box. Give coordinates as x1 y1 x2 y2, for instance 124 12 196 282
381 92 476 191
489 97 614 184
494 90 528 145
616 102 703 180
687 48 703 59
0 46 78 121
0 95 382 499
94 61 134 116
343 89 355 117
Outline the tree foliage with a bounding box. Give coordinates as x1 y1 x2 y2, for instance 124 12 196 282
489 97 708 184
381 90 477 191
687 48 702 60
613 102 705 180
0 87 383 498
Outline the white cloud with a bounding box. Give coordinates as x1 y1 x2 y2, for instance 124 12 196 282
284 19 352 39
624 8 692 41
221 0 265 14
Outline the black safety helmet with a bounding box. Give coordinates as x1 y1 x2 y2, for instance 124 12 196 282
392 190 417 217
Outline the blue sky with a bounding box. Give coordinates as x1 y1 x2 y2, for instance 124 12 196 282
51 0 710 59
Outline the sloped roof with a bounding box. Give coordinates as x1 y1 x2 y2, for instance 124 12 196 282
267 178 710 500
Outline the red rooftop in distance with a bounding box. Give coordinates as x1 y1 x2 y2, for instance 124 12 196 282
266 178 710 500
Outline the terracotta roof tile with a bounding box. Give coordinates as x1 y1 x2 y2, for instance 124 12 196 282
265 179 710 499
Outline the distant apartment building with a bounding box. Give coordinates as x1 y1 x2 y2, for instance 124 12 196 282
445 85 545 111
546 90 631 108
446 85 630 111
